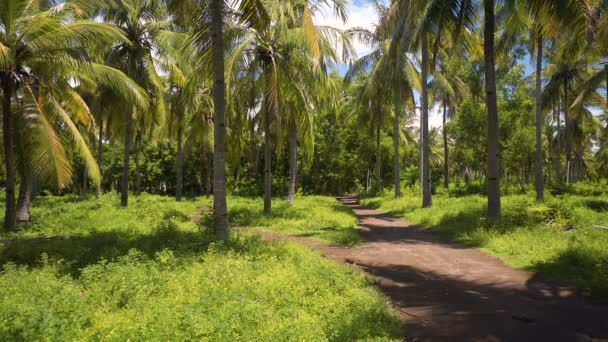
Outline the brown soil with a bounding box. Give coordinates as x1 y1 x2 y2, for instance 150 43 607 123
254 195 608 342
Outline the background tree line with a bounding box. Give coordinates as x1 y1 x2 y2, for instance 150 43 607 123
2 0 608 239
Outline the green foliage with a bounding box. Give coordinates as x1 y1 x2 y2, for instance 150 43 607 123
363 191 608 298
0 193 399 341
198 195 361 246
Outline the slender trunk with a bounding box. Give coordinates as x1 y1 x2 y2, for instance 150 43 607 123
564 78 571 184
421 31 432 207
96 118 103 199
443 102 449 189
376 123 381 192
535 34 544 201
206 152 212 198
121 109 133 207
263 89 272 214
16 161 33 223
287 118 297 204
16 178 33 223
3 82 16 230
134 134 141 194
484 0 501 220
176 116 183 202
556 99 562 183
211 0 229 240
393 90 401 198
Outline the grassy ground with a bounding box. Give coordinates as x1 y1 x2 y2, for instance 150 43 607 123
204 196 360 245
362 189 608 298
0 193 399 341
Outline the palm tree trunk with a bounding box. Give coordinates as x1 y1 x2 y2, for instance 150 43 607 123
16 172 33 223
556 99 562 183
176 116 183 202
211 0 229 240
421 31 432 208
263 97 272 214
121 110 133 207
484 0 501 220
443 102 449 190
564 78 571 184
3 82 16 230
16 148 33 223
97 118 103 199
534 34 544 201
206 152 213 198
287 117 297 204
376 123 381 192
393 90 401 198
134 134 141 194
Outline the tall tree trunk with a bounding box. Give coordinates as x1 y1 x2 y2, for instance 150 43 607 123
443 102 449 190
263 95 272 214
534 34 544 201
556 99 562 183
393 90 401 198
421 31 432 208
206 152 212 198
176 116 183 202
121 109 133 207
16 139 33 223
564 78 571 184
484 0 501 220
376 123 381 192
287 117 297 204
134 134 141 194
211 0 229 240
16 171 33 223
3 82 16 230
97 118 103 199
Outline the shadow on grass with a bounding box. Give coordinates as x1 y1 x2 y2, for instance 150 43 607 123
528 249 608 300
0 223 213 278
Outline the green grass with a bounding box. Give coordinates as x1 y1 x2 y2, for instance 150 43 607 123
362 190 608 298
216 196 360 245
0 193 399 341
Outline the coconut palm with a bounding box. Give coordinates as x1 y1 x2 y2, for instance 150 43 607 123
346 0 421 198
390 0 475 207
0 0 148 229
225 0 350 214
99 0 169 206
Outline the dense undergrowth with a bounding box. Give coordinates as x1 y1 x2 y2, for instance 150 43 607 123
0 193 399 341
362 184 608 298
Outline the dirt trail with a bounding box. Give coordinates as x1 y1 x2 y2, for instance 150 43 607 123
255 195 608 342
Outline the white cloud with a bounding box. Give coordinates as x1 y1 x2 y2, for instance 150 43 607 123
313 1 378 58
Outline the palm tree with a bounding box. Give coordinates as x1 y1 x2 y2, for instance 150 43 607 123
0 0 146 229
429 57 468 190
226 0 349 214
210 0 228 240
393 0 474 207
484 0 501 220
346 0 420 198
100 0 169 206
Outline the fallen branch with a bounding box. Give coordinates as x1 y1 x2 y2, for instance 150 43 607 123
592 225 608 230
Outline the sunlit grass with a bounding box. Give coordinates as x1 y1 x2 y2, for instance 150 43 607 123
0 193 399 341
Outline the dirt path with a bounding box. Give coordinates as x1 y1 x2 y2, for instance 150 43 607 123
255 195 608 342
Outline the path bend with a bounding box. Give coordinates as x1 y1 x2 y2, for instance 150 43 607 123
257 194 608 342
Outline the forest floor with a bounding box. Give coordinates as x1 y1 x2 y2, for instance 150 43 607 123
256 195 608 342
